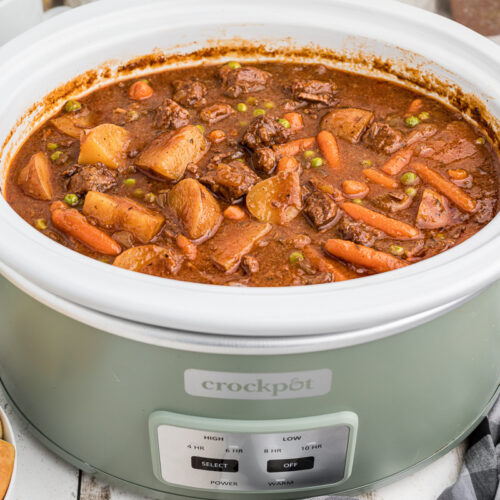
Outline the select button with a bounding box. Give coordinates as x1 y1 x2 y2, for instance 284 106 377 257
191 456 239 473
267 456 314 473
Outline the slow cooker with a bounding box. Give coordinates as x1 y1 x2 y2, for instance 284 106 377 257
1 0 500 498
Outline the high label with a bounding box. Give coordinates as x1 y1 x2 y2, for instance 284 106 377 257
184 369 332 400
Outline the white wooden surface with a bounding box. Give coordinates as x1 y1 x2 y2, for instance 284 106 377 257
0 0 476 498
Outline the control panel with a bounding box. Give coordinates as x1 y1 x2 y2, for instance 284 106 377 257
149 411 357 492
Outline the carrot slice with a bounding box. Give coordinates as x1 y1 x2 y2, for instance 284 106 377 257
129 80 153 100
176 234 197 261
51 207 121 255
303 245 358 281
342 202 420 239
282 112 304 132
277 156 300 173
273 137 316 158
317 130 341 168
223 205 247 221
413 162 477 213
380 146 414 176
325 239 408 273
363 168 399 189
406 98 423 115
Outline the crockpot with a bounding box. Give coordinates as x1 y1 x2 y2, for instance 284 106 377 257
1 0 500 498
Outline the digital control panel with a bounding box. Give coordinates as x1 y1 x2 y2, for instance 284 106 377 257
149 411 357 492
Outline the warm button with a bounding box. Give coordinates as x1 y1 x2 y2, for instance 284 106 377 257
267 456 315 473
191 456 239 473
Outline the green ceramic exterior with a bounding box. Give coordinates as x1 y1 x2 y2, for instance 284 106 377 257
1 275 500 499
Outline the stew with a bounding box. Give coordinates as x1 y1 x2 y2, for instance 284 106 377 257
5 62 499 286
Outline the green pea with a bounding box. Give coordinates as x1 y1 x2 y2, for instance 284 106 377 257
47 142 59 151
303 150 316 159
133 188 144 198
401 171 419 186
123 178 136 186
35 218 48 230
418 111 430 121
404 115 420 128
144 192 157 204
236 103 247 112
405 187 417 197
289 251 304 264
50 151 63 162
361 159 372 166
264 101 275 109
126 110 140 122
390 244 405 257
436 232 446 240
64 99 82 113
239 120 249 127
246 97 257 105
253 109 266 117
64 193 79 207
352 198 363 204
310 157 324 168
226 61 241 70
277 118 290 129
195 124 205 134
476 137 486 145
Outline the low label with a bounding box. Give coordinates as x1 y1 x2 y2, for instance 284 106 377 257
184 369 332 400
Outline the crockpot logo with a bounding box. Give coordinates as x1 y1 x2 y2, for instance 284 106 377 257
184 369 332 400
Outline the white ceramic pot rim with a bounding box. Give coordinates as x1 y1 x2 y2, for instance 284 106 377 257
0 0 500 337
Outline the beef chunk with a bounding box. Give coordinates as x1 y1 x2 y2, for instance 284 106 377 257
219 65 271 98
338 217 383 247
365 122 405 154
153 98 190 130
200 103 236 124
172 79 207 108
253 147 277 174
406 123 438 145
67 165 116 195
290 79 338 106
241 255 259 274
321 108 373 143
303 191 338 229
200 160 260 202
241 116 292 151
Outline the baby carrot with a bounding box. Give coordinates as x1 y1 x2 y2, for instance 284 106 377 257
363 168 399 189
380 146 414 175
283 112 304 132
342 202 420 239
325 239 408 273
273 137 316 158
51 207 122 255
317 130 341 168
176 234 197 261
342 180 369 197
223 205 247 221
277 156 300 173
413 162 477 213
303 245 358 281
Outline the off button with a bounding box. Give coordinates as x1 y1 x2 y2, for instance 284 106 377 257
267 456 314 473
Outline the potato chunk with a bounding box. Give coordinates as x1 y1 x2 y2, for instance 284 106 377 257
246 171 302 224
136 125 208 181
78 124 131 169
114 244 183 275
0 439 15 500
51 111 93 139
416 188 452 229
17 152 53 200
208 220 271 272
83 191 164 243
168 179 222 240
320 108 374 143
